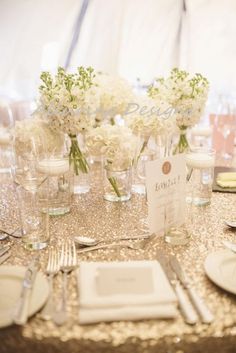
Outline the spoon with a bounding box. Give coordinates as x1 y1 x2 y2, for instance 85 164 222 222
0 228 22 240
74 234 151 247
225 220 236 228
222 240 236 253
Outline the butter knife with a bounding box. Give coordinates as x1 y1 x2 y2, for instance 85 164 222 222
170 256 214 324
157 253 198 325
13 256 40 325
0 245 11 257
0 251 11 265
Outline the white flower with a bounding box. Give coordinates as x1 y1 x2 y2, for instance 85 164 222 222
86 125 139 170
37 67 97 136
148 68 209 129
124 95 169 139
14 117 64 157
93 72 134 125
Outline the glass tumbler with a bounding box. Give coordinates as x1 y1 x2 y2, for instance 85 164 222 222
36 158 72 216
103 166 132 202
186 148 216 206
17 185 49 250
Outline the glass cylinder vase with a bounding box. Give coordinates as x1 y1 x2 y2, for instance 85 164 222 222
173 127 190 154
103 166 132 202
68 134 90 194
36 158 72 216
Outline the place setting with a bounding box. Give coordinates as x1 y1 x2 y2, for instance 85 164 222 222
0 41 236 353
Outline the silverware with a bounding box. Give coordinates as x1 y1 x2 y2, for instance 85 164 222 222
53 240 77 326
40 249 60 320
0 244 11 257
13 256 40 325
225 220 236 228
74 234 150 247
157 252 198 325
76 237 155 254
222 240 236 253
0 228 22 240
0 251 11 265
170 256 214 324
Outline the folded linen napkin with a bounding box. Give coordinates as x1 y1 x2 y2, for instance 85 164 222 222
77 261 178 325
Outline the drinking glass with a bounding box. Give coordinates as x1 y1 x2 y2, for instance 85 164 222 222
17 185 49 250
36 157 72 216
0 100 14 177
186 147 216 206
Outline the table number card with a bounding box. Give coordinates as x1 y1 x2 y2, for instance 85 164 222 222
146 154 186 235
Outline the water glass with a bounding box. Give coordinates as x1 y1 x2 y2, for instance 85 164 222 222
17 186 49 250
103 166 132 202
132 149 156 195
36 158 72 216
186 147 215 206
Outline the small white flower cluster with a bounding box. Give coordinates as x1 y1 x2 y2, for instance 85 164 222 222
37 67 98 136
93 72 134 125
148 68 209 129
14 117 64 157
86 125 139 171
124 95 171 140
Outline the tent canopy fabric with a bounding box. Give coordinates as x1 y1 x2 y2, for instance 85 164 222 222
0 0 236 99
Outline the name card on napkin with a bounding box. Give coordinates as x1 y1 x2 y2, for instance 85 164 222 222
96 267 154 296
146 154 186 235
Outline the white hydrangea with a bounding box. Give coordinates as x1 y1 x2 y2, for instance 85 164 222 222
14 117 64 157
93 72 134 125
86 125 139 170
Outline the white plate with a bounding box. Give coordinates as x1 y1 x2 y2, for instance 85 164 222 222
204 250 236 295
0 265 49 328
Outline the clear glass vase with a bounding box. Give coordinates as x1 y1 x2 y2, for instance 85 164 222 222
132 149 156 195
37 158 72 216
68 134 90 194
103 166 132 202
173 127 190 154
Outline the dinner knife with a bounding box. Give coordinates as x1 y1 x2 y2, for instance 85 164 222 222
0 251 11 265
13 256 40 325
170 256 214 324
157 252 198 325
0 245 11 258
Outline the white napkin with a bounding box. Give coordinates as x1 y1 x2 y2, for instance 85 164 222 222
77 261 178 325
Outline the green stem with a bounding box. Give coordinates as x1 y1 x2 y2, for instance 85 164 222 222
108 176 121 198
69 135 89 175
173 129 189 154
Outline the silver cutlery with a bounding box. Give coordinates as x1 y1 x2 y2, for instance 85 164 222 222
222 240 236 253
40 249 60 320
74 234 150 247
53 240 77 326
13 256 40 325
76 236 155 254
225 220 236 228
0 251 11 265
0 244 11 257
170 256 214 324
0 228 22 240
157 252 198 325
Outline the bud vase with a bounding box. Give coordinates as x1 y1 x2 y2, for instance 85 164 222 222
103 166 132 202
173 127 190 154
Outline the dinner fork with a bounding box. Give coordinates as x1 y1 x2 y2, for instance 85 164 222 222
53 239 77 326
40 248 60 320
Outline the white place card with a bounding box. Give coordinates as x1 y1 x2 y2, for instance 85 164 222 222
146 154 186 235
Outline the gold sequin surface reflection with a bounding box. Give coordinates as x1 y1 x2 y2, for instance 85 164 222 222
0 164 236 353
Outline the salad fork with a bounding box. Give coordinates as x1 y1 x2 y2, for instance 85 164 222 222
53 239 77 326
40 248 60 320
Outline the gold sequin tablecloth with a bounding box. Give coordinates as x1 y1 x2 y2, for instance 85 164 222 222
0 165 236 353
